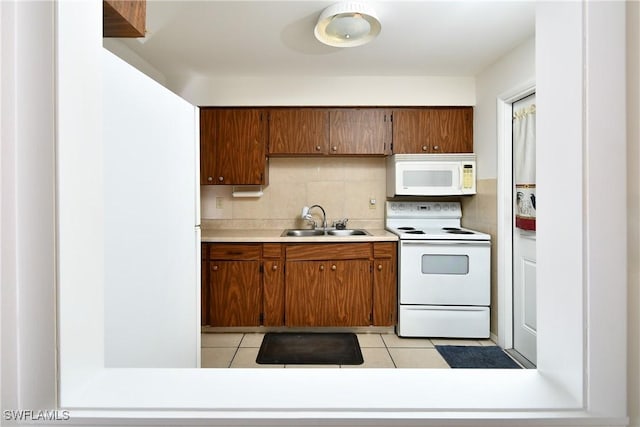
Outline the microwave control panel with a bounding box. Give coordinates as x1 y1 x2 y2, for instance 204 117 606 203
463 164 474 189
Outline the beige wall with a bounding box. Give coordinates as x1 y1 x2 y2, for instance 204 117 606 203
461 179 498 335
474 37 535 179
201 157 386 230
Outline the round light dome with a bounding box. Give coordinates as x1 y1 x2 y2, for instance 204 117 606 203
314 2 381 48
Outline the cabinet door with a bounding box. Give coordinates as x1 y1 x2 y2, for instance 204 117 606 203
200 109 218 184
208 260 261 326
285 261 326 326
201 245 209 326
268 109 329 155
329 109 392 155
200 108 267 185
428 107 473 153
373 259 396 326
325 260 372 326
263 259 284 326
392 108 473 154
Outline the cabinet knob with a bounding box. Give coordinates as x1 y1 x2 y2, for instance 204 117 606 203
421 145 428 151
315 145 322 151
319 265 325 271
271 264 278 271
207 176 213 182
331 146 337 151
433 145 440 151
377 264 383 271
331 264 337 271
218 176 224 182
212 265 219 271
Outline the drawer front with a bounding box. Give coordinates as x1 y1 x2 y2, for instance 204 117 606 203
373 242 396 259
208 243 261 260
262 243 283 259
285 243 372 261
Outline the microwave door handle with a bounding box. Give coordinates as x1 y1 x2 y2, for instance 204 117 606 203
459 164 464 190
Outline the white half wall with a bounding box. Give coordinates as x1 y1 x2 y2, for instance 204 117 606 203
0 0 57 411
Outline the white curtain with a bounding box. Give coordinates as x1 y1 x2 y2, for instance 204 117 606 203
513 101 536 231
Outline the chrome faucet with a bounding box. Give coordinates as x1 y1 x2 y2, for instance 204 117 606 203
301 205 327 230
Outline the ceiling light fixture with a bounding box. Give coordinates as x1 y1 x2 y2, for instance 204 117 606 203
314 2 381 48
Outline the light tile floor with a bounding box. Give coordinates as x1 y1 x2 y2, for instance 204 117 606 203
201 333 498 368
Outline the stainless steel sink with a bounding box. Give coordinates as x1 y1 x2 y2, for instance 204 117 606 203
282 229 326 237
281 228 370 237
326 229 369 236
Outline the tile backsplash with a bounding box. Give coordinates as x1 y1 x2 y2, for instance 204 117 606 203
201 157 387 229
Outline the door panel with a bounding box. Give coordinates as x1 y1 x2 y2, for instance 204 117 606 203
513 230 537 364
208 260 261 326
373 259 396 326
326 260 371 326
329 109 391 155
512 93 537 365
285 261 326 326
268 108 329 155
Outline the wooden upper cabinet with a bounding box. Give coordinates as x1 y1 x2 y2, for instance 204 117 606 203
268 109 329 155
200 108 268 185
103 0 146 37
392 107 473 154
329 108 392 155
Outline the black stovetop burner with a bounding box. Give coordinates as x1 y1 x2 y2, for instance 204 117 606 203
443 227 474 235
396 226 426 235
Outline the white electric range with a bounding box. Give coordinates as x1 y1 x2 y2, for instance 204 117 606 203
385 201 491 338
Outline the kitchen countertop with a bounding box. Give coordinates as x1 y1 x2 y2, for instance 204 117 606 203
201 228 398 243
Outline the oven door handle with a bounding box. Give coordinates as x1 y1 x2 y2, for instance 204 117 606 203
401 241 490 247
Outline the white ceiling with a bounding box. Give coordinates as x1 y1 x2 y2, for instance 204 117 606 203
116 1 536 79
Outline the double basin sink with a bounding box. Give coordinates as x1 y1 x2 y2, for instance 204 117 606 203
281 228 370 237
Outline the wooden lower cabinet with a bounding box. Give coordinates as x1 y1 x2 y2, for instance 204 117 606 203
285 259 371 326
208 260 261 326
262 259 284 325
325 260 372 326
373 259 396 326
201 243 209 326
372 242 397 326
205 243 262 326
201 241 396 328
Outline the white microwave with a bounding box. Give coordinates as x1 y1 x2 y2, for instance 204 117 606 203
386 154 477 197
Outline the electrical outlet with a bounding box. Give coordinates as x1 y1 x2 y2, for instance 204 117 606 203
216 197 224 209
369 197 376 209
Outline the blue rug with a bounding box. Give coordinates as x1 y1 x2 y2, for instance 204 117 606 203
435 345 521 369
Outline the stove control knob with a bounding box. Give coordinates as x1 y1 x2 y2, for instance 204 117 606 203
434 204 442 211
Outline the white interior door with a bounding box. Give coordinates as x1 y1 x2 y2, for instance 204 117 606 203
512 94 537 366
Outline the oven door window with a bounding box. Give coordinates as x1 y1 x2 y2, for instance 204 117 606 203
422 254 469 275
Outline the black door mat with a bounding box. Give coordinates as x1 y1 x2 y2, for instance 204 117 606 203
435 345 522 369
256 332 364 365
